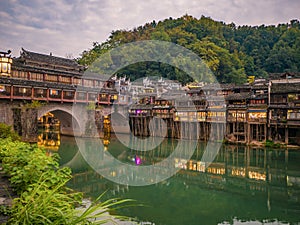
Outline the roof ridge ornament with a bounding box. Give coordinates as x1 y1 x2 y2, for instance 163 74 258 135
0 50 11 57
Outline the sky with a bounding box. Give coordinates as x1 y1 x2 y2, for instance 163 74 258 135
0 0 299 58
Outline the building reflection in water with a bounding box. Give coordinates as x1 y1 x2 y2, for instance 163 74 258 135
68 138 300 199
38 112 61 151
38 112 60 130
38 131 61 151
59 136 300 224
102 131 110 151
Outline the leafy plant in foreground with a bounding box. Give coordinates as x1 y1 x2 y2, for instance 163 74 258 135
0 137 137 224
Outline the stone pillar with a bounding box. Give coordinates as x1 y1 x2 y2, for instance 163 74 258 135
21 108 38 142
285 126 289 144
84 110 98 137
264 124 267 142
12 108 22 136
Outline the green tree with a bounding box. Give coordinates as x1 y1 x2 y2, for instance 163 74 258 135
78 16 299 84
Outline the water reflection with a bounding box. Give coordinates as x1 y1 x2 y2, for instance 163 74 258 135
37 130 60 151
53 135 300 225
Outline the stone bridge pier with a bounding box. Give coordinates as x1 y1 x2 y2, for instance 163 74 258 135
0 101 93 141
0 101 129 142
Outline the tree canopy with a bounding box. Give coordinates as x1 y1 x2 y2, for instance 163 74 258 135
78 15 300 84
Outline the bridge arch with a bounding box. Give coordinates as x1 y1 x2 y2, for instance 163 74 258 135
38 105 82 136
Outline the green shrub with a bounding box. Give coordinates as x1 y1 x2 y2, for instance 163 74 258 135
265 140 285 148
24 100 44 108
9 176 78 225
0 139 71 194
9 178 135 225
0 138 136 224
0 123 20 141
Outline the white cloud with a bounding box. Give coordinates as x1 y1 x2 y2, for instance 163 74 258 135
0 0 299 58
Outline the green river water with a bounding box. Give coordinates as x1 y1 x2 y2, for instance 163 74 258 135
45 133 300 225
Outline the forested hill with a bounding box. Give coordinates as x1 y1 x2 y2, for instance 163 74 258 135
78 15 300 84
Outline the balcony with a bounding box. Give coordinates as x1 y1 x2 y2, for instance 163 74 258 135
248 118 267 123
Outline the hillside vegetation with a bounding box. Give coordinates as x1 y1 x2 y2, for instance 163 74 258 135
78 15 300 84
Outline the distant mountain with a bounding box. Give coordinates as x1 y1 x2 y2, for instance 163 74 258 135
78 15 300 84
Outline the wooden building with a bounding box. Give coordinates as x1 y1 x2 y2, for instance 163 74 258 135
226 92 249 143
247 81 268 143
128 73 300 146
0 48 118 105
268 73 300 145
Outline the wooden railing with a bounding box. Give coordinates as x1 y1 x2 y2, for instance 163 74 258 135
0 83 115 105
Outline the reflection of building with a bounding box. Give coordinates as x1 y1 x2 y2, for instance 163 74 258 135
68 143 300 214
102 131 110 151
172 145 300 209
103 115 111 133
37 131 60 151
38 112 60 130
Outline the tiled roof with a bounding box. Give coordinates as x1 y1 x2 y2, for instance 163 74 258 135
220 83 235 89
249 93 268 99
130 104 154 109
83 71 111 81
12 61 83 77
269 72 300 80
251 84 268 90
226 92 250 101
19 48 84 69
271 82 300 93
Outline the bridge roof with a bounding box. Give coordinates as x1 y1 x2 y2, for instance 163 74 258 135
0 76 118 94
20 48 83 69
13 49 113 81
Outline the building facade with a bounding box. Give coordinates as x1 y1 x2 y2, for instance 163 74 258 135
128 73 300 146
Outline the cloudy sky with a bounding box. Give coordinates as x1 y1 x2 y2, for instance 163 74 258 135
0 0 299 58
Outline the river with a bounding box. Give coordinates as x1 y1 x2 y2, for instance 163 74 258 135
41 132 300 225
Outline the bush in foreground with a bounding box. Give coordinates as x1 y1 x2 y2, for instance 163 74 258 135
0 137 135 224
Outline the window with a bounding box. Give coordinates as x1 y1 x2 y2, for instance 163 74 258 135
0 85 10 96
50 89 58 95
197 111 206 121
31 73 44 81
76 92 86 100
13 71 27 79
287 110 300 119
84 79 94 87
73 78 82 85
288 94 300 102
88 93 97 101
63 91 75 100
174 112 188 121
46 75 58 82
14 87 31 97
60 76 71 84
249 112 267 119
34 88 46 98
